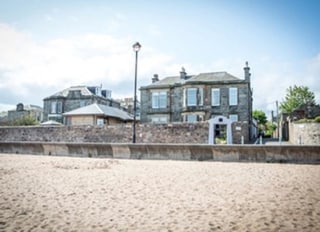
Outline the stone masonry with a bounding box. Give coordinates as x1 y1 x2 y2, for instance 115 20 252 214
0 122 251 144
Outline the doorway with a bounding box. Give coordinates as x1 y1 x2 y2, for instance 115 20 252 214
214 124 227 144
208 116 233 144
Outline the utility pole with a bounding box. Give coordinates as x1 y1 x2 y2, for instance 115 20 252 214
276 100 280 140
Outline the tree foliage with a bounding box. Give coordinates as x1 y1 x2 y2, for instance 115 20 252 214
252 110 267 125
253 110 276 136
12 115 38 126
280 85 316 113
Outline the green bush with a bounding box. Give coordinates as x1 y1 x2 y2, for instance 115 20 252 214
12 116 38 126
296 117 320 123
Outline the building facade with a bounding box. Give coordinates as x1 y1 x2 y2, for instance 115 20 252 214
43 85 120 123
7 103 43 123
140 63 253 142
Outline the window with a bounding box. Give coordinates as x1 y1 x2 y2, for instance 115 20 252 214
185 87 203 106
229 88 238 105
187 88 197 106
184 114 204 122
80 100 86 107
187 114 197 122
152 92 167 109
51 102 57 113
96 119 104 125
57 102 62 114
151 116 168 123
211 88 220 106
229 114 238 122
51 101 62 114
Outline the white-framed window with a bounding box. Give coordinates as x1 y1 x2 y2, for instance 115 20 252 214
96 118 104 125
184 87 203 106
211 88 220 106
229 114 238 122
187 88 197 106
151 116 168 123
51 101 63 114
51 102 57 114
229 88 238 106
187 114 197 122
152 91 167 109
183 114 204 122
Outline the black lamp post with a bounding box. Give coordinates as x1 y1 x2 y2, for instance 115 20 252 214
132 42 141 143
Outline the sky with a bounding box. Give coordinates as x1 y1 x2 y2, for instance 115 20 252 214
0 0 320 119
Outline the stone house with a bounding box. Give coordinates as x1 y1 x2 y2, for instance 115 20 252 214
63 103 133 126
43 85 120 123
140 63 254 143
7 103 43 123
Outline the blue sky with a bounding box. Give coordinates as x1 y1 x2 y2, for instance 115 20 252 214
0 0 319 118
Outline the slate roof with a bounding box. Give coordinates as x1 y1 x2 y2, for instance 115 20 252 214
142 71 242 89
63 103 133 121
46 86 94 98
190 72 240 82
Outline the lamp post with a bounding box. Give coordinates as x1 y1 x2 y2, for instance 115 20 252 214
132 42 141 143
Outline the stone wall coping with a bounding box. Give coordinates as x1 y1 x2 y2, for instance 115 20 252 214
0 141 319 164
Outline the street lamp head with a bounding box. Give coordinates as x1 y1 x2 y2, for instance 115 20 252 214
132 42 141 52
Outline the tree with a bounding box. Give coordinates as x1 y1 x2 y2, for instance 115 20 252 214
253 110 268 135
280 85 316 113
253 110 267 125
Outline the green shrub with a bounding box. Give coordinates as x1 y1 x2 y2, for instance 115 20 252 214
13 116 38 126
296 117 320 123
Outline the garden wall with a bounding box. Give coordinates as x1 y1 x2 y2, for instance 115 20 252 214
289 122 320 145
0 122 250 144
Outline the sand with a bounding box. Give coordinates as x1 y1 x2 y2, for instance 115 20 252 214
0 154 320 232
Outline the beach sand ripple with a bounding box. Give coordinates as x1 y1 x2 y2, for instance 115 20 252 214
0 154 320 231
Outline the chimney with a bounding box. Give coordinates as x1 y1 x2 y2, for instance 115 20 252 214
180 67 187 80
152 74 159 83
244 61 251 82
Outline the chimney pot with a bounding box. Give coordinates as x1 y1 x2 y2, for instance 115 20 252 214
244 61 251 82
180 67 187 80
152 74 159 83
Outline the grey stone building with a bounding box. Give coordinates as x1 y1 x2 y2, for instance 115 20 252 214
7 103 43 123
140 63 253 142
43 85 120 123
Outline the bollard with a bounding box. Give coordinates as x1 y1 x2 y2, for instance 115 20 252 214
241 136 244 145
259 135 262 145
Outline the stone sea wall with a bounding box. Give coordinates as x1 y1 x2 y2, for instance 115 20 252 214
0 142 319 164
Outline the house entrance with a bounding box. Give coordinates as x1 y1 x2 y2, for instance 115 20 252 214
214 124 227 144
208 116 233 144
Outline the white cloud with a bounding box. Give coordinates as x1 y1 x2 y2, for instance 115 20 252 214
0 23 178 109
0 103 15 112
1 22 319 117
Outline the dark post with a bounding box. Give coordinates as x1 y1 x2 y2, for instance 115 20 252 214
132 42 141 143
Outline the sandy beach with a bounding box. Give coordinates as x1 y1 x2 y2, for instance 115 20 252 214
0 154 320 231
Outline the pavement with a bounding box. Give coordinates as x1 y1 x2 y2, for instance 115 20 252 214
255 138 292 145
